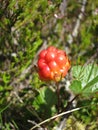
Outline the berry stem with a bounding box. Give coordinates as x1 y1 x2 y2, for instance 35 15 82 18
56 82 61 113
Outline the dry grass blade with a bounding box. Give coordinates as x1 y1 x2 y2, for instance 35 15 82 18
30 106 87 130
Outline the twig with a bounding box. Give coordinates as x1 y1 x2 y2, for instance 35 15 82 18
62 94 79 113
67 0 87 44
13 91 23 103
30 106 87 130
54 0 67 19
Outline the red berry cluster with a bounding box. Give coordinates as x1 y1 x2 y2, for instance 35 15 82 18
37 46 70 81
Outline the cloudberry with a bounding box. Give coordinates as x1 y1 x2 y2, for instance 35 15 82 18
37 46 70 81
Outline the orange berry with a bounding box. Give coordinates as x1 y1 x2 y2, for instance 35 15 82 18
37 46 70 81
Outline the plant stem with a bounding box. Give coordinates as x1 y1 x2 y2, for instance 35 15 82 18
56 82 60 113
62 94 79 113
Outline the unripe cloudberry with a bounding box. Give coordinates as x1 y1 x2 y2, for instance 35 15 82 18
37 46 70 81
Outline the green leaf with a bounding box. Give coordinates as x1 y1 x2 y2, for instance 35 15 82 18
2 73 10 84
70 64 98 96
83 76 98 94
32 87 57 118
70 80 82 94
33 87 57 110
72 65 83 79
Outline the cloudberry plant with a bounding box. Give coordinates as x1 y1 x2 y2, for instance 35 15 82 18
37 46 70 82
